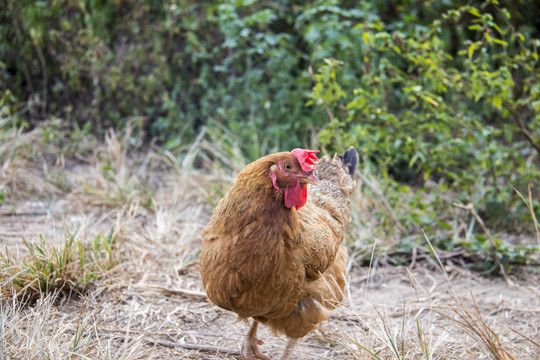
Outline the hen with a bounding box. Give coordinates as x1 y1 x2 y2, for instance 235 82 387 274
200 147 358 359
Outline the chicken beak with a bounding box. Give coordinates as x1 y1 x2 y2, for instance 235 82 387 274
302 173 318 186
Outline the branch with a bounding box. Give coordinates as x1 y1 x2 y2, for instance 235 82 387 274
135 285 208 301
147 338 241 357
512 110 540 157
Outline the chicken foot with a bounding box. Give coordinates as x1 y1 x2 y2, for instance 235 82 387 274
241 321 271 360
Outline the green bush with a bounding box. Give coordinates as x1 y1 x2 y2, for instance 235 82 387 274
307 1 540 271
1 0 331 151
3 0 537 158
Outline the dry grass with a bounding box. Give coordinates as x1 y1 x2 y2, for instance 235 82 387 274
327 263 540 360
0 124 539 359
0 123 61 198
65 127 158 210
0 219 121 301
0 292 149 359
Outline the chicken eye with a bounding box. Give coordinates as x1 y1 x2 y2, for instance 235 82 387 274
283 163 293 171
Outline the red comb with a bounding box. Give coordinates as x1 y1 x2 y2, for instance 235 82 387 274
290 148 320 173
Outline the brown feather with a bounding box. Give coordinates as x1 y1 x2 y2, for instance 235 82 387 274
200 150 356 339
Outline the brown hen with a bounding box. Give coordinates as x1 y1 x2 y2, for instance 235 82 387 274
200 147 358 359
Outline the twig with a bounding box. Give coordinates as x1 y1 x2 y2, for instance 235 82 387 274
0 212 47 217
453 203 513 285
527 186 540 246
329 315 363 324
421 229 452 288
505 324 540 347
364 238 377 306
147 338 241 356
514 186 540 246
409 245 418 269
511 110 540 157
292 349 340 360
35 43 48 116
137 285 208 300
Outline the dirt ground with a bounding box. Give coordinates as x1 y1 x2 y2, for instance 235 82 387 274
1 142 539 359
2 192 539 360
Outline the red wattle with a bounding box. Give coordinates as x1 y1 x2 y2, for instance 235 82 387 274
284 181 306 209
295 185 308 210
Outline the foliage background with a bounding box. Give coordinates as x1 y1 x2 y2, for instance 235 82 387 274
1 0 539 272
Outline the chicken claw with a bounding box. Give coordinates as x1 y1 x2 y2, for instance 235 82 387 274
241 321 272 360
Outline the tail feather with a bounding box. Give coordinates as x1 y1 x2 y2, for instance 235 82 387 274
312 146 358 197
338 146 359 177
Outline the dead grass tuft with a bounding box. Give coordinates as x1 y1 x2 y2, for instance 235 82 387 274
67 128 157 210
0 124 62 199
0 224 118 301
437 291 516 360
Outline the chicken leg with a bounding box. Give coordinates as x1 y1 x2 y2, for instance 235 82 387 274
241 321 271 360
280 338 297 360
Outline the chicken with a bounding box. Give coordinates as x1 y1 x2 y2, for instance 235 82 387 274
200 147 358 359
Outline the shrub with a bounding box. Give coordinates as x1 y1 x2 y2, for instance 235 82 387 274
307 1 540 271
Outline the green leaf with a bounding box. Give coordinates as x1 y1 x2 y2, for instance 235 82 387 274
468 42 477 59
492 23 503 35
422 95 439 107
492 38 507 46
362 32 370 46
468 8 482 17
493 95 502 109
